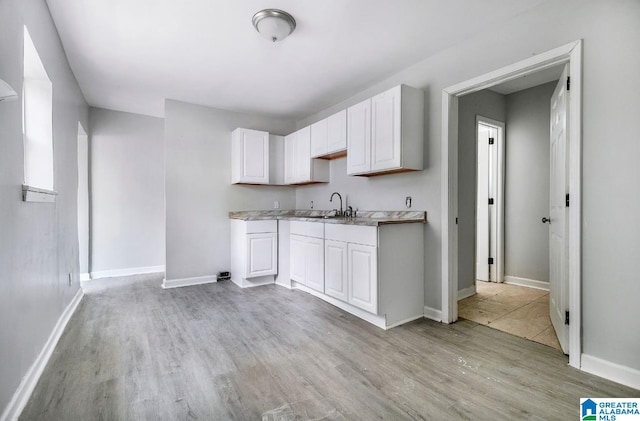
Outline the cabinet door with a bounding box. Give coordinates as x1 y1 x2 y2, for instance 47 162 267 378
325 239 348 302
290 234 306 284
310 119 328 158
347 98 371 175
284 133 296 185
234 129 269 184
327 109 347 153
371 85 402 171
246 233 277 278
348 243 378 314
305 236 324 292
295 126 312 182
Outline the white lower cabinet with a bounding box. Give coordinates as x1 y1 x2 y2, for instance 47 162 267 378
293 221 424 330
347 243 377 314
246 233 277 278
289 222 324 292
324 240 348 302
230 219 278 288
290 234 307 283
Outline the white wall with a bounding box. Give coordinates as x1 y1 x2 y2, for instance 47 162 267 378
295 0 640 371
164 100 296 282
504 82 556 283
457 90 506 291
89 108 165 275
0 0 89 413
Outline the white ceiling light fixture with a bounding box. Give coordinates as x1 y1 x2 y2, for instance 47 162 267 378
252 9 296 42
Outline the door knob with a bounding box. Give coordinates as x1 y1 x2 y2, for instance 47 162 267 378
541 217 551 224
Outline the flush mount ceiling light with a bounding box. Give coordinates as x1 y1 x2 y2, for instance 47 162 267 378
252 9 296 42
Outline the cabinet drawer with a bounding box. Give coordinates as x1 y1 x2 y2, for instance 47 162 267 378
290 221 324 238
246 220 277 234
325 224 377 246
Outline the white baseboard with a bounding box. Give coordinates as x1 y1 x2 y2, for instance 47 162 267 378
79 273 91 282
423 306 443 322
162 275 217 289
457 284 476 301
275 281 293 290
503 275 549 291
90 265 165 280
293 283 388 329
581 354 640 391
0 288 84 421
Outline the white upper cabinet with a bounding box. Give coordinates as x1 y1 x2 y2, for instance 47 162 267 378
347 85 424 176
326 109 347 155
311 109 347 159
371 86 402 171
231 128 269 184
295 126 312 182
310 119 328 158
347 98 372 175
284 133 296 185
284 127 329 185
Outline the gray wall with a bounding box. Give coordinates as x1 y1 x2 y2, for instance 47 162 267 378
89 108 165 274
0 0 88 413
457 90 507 291
164 100 296 281
294 0 640 370
504 82 556 283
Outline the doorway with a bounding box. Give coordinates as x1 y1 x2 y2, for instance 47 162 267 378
475 118 504 285
441 40 582 368
77 122 90 281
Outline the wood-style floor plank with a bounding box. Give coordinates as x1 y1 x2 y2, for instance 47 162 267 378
20 274 639 420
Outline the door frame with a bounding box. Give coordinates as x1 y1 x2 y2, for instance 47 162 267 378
441 40 582 368
475 116 505 285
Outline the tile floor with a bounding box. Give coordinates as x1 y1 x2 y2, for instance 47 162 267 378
458 281 562 351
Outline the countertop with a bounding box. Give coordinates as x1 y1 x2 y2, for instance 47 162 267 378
228 210 427 226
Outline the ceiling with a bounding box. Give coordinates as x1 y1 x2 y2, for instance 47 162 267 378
45 0 549 119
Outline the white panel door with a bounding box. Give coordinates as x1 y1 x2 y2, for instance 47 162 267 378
284 133 296 185
347 98 371 175
476 125 490 282
295 126 312 182
327 109 347 153
305 237 325 292
371 85 401 172
246 233 277 278
290 234 306 284
348 243 377 314
549 64 570 354
240 129 269 183
310 119 328 158
325 239 348 302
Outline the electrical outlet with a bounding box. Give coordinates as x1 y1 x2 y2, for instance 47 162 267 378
68 272 73 286
310 200 314 209
405 196 412 209
273 200 280 209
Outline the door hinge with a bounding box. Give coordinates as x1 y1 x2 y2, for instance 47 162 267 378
566 193 570 207
488 257 494 265
566 77 570 91
565 311 570 325
488 198 494 205
489 137 495 145
455 217 458 225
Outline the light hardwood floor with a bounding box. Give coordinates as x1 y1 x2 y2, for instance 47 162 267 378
20 274 638 420
458 281 561 350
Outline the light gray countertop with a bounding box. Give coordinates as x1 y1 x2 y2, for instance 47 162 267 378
229 210 427 226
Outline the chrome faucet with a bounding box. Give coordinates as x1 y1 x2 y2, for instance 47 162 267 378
330 192 343 217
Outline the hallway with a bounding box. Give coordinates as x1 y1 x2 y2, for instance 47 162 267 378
458 281 561 350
